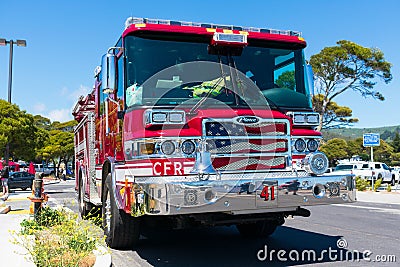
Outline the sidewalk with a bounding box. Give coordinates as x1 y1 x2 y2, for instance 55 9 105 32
0 178 111 267
0 178 58 266
0 214 35 267
356 189 400 204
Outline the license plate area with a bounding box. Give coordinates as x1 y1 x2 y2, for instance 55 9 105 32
256 180 278 207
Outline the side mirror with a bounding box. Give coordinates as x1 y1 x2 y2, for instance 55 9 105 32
101 52 117 94
306 64 314 95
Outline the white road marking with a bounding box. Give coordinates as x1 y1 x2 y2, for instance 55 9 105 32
334 204 400 215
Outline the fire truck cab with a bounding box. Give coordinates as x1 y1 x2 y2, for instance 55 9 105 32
73 17 355 249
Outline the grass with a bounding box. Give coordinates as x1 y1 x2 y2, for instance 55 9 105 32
13 206 106 267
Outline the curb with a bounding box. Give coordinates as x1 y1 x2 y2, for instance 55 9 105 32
0 205 10 214
93 246 112 267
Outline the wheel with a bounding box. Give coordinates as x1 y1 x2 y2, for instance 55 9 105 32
236 218 282 238
391 176 395 186
102 173 140 249
78 175 93 218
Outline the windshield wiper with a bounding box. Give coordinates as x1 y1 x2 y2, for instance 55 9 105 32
187 54 228 116
187 75 226 116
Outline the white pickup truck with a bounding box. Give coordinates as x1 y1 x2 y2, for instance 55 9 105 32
333 162 364 175
353 162 397 186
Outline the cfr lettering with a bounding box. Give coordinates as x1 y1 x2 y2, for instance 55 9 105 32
153 162 183 175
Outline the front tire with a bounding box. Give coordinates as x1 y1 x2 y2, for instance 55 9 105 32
102 173 140 249
78 175 93 218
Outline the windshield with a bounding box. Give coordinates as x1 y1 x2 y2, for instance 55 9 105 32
124 33 312 110
334 165 354 171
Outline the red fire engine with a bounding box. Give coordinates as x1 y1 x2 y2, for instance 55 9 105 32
73 17 355 249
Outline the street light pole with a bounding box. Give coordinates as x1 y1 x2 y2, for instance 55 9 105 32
7 40 14 103
0 38 27 164
1 38 26 103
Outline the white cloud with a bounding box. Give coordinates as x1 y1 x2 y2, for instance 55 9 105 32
27 85 91 123
33 103 46 113
46 109 73 122
69 85 91 101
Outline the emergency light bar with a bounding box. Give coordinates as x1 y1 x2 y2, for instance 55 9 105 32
125 17 302 37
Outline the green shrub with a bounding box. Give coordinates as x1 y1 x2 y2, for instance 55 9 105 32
373 178 383 192
15 207 105 267
387 184 392 192
355 176 370 191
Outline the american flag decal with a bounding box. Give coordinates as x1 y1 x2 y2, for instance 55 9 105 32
203 118 290 171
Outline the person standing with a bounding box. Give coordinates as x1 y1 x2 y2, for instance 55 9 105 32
62 168 67 181
1 165 10 199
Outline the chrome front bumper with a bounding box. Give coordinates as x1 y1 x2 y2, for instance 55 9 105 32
133 172 356 216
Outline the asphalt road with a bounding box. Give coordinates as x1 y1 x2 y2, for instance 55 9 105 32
34 180 400 267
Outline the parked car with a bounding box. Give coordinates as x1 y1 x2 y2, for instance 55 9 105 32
324 167 334 174
389 166 400 184
6 171 34 191
34 163 54 176
353 162 396 185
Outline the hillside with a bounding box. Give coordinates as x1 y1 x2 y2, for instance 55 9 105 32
321 125 400 142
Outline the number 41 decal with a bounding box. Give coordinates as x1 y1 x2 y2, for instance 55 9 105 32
260 185 275 201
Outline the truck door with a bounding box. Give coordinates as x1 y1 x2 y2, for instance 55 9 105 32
98 40 125 162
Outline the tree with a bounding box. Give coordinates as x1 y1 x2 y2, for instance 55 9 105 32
373 139 393 165
33 115 52 131
310 40 392 131
391 132 400 153
275 70 295 90
346 138 365 158
313 94 358 129
37 130 74 174
52 120 77 132
0 100 43 161
320 138 348 165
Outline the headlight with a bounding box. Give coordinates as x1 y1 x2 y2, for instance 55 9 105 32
294 139 306 152
139 143 155 155
169 112 184 123
306 114 319 124
288 112 319 126
181 140 196 155
293 114 306 124
307 139 319 152
303 152 329 175
152 112 167 123
161 141 175 155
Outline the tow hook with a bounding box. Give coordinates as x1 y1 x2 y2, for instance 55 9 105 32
288 207 311 217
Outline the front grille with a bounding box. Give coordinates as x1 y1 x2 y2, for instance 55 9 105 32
207 139 287 154
204 121 287 136
203 117 290 172
213 156 286 171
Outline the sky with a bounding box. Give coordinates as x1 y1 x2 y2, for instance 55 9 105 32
0 0 399 128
